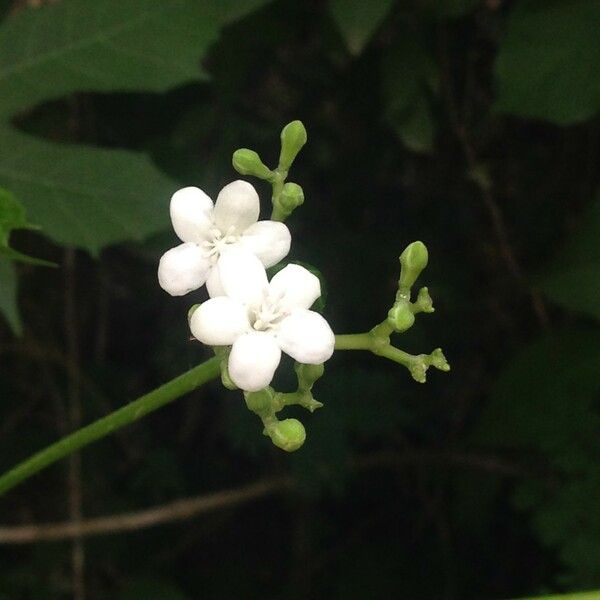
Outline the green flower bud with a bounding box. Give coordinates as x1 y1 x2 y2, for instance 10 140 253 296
387 300 415 332
232 148 273 180
429 348 450 372
414 287 434 314
279 120 307 171
245 388 274 416
399 241 429 291
280 182 304 211
268 418 306 452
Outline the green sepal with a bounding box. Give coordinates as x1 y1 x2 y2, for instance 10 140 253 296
244 387 275 417
294 362 324 391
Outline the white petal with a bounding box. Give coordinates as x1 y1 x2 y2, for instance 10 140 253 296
228 331 282 391
206 265 226 298
269 264 321 310
276 309 335 364
190 297 250 346
213 180 260 234
217 248 268 306
240 221 291 268
158 243 211 296
170 186 214 244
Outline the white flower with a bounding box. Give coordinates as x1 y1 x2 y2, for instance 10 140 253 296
158 181 291 297
189 249 335 391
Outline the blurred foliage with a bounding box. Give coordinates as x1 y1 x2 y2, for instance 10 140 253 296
0 0 598 598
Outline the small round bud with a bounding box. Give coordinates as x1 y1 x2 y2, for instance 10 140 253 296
399 241 429 291
387 301 415 332
232 148 273 180
269 418 306 452
280 182 305 212
279 120 307 171
245 388 274 416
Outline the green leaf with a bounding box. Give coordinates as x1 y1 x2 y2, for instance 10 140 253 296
0 259 21 335
390 100 434 154
0 0 272 119
474 329 600 585
329 0 395 55
0 187 54 266
537 196 600 320
495 1 600 125
0 127 178 254
475 329 600 450
382 32 438 153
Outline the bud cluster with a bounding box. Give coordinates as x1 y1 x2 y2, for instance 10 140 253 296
244 360 325 452
232 120 308 223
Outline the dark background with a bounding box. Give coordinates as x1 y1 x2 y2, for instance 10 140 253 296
0 0 599 598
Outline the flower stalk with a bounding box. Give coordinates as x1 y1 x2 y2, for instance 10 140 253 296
0 357 221 497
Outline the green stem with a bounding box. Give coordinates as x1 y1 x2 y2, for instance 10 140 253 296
270 170 287 222
0 357 221 498
334 333 374 351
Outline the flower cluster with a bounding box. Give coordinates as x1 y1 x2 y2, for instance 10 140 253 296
158 179 335 393
158 120 449 452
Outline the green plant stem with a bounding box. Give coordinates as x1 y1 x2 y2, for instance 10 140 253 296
270 170 287 222
334 332 414 368
0 357 220 498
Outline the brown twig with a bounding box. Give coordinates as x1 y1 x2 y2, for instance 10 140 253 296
0 449 535 545
0 478 290 544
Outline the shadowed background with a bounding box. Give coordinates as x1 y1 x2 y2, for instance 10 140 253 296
0 0 599 598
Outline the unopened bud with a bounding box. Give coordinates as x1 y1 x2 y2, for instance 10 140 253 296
279 120 307 171
268 418 306 452
280 182 304 211
429 348 450 372
399 241 429 291
232 148 273 180
414 287 434 313
387 301 415 332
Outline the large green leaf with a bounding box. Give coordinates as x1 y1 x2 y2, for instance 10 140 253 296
495 1 600 125
0 0 271 119
0 127 178 254
475 329 600 585
0 187 54 266
0 258 21 335
0 0 272 253
382 33 438 153
329 0 395 55
537 196 600 320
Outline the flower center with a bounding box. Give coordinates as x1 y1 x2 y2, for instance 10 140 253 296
250 292 287 332
201 226 239 264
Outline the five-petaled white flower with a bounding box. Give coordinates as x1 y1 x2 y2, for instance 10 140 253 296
190 249 335 391
158 181 291 297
